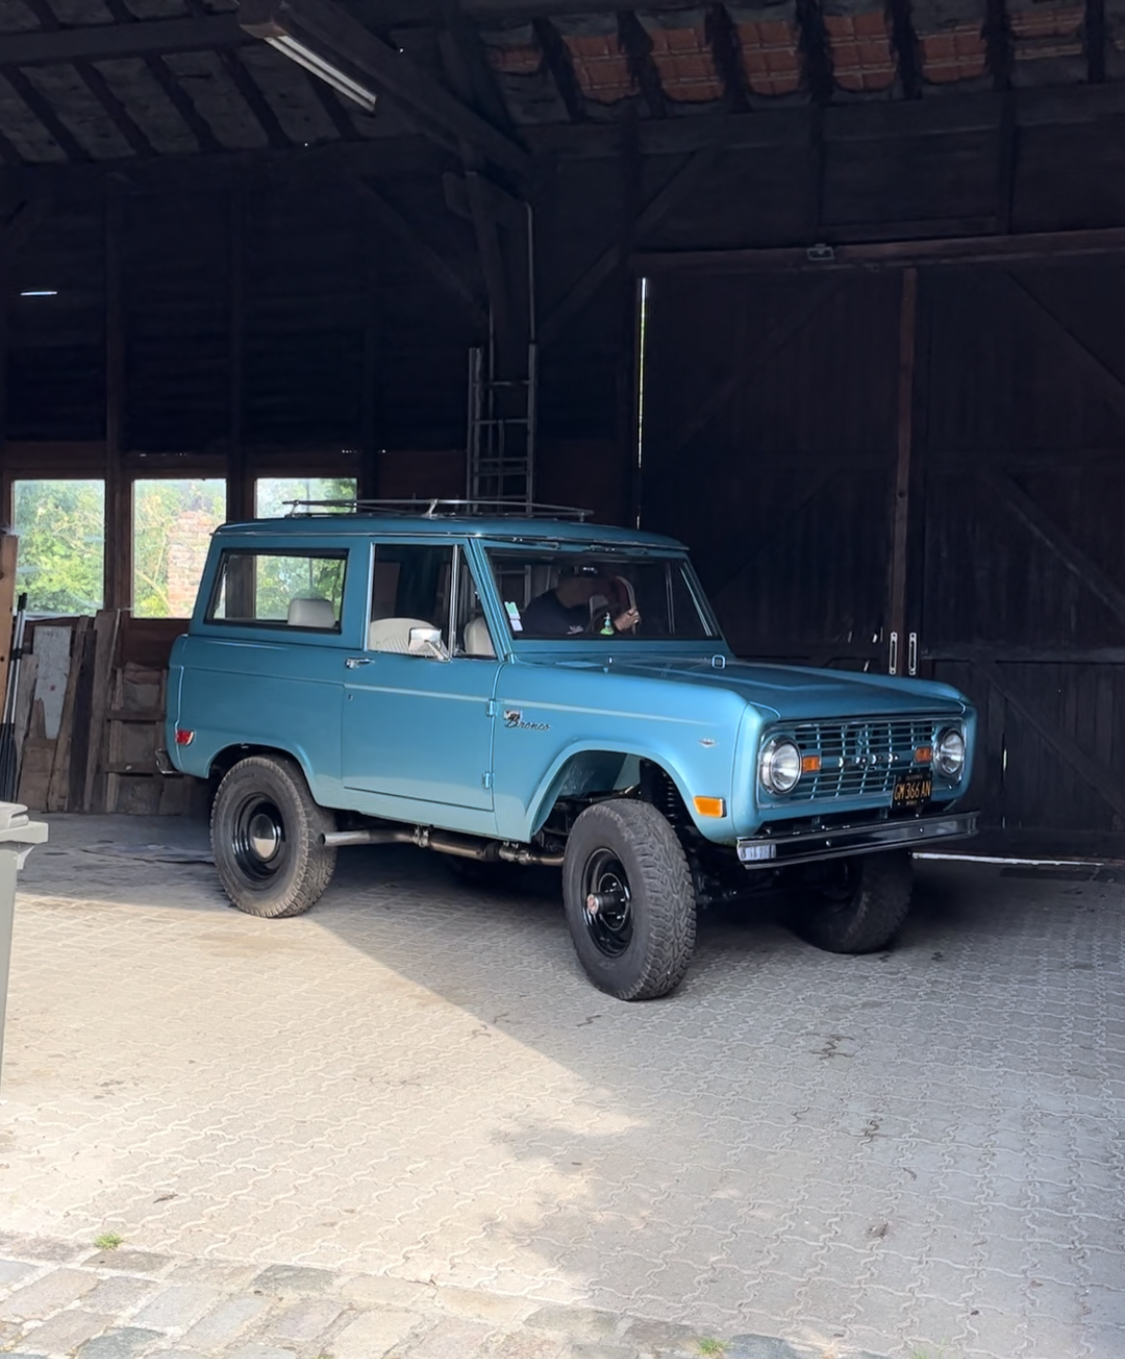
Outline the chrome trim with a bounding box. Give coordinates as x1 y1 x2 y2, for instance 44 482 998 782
736 811 978 869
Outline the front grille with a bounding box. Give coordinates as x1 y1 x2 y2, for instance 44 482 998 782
788 717 937 803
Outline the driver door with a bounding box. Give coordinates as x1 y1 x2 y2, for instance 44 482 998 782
341 541 501 827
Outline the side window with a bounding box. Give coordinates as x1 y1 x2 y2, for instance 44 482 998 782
208 550 347 631
453 549 496 659
368 543 453 652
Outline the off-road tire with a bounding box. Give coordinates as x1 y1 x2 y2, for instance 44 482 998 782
563 799 696 1001
792 849 913 953
211 754 337 918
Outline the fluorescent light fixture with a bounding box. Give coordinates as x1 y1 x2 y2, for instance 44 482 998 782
265 33 378 112
20 289 57 297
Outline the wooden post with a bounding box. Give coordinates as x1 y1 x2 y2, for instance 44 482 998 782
105 191 131 613
226 186 250 523
0 535 16 724
887 266 918 675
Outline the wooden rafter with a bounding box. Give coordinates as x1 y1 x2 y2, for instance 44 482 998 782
983 0 1013 90
216 50 293 150
616 12 668 119
886 0 921 99
147 55 225 153
0 14 248 66
531 17 585 122
436 0 513 134
704 4 749 113
240 0 529 175
1087 0 1107 82
793 0 834 105
304 71 360 140
5 68 88 163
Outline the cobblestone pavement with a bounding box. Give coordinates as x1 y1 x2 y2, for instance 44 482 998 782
1 814 1123 1359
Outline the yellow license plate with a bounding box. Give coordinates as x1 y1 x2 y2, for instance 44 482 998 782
893 772 932 808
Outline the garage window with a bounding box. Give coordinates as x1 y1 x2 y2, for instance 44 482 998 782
12 479 105 615
134 478 226 618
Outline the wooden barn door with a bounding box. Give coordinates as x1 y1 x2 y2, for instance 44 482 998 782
642 271 905 672
917 264 1125 858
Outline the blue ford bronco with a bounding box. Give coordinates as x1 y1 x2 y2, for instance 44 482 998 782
165 500 978 1000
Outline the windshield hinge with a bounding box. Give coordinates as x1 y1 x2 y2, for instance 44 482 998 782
486 699 497 717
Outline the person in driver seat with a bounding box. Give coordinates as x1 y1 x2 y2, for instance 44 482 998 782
521 565 640 637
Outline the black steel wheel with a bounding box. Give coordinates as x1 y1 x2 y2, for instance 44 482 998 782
211 754 337 918
563 799 696 1001
790 849 913 953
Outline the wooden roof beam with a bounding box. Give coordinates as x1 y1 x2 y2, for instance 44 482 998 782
436 0 514 135
216 49 294 150
704 4 750 113
793 0 834 105
4 68 88 162
886 0 922 99
616 11 668 119
146 54 225 153
0 13 248 67
531 17 586 122
240 0 530 175
983 0 1014 89
1087 0 1107 82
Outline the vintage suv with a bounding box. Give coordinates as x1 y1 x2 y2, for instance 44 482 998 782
165 501 978 1001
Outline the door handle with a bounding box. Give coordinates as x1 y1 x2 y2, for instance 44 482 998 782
345 656 373 669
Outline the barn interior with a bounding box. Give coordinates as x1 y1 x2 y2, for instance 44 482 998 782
0 0 1122 854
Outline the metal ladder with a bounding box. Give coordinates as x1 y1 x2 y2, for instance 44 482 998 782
466 339 538 512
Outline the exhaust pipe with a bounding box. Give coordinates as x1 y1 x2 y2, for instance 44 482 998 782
322 825 564 867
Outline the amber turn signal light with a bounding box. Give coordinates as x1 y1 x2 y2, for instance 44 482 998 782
801 755 822 773
693 796 726 818
914 745 933 764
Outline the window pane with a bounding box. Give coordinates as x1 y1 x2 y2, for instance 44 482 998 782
13 479 105 615
134 479 226 618
209 551 346 630
369 543 453 649
255 477 357 518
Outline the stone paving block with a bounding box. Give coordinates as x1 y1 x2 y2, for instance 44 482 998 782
1 1267 100 1320
328 1307 425 1359
6 1237 88 1264
19 1306 113 1352
526 1306 622 1340
75 1326 166 1359
83 1251 172 1275
83 1275 163 1314
250 1264 338 1295
0 1261 41 1288
126 1283 220 1331
180 1294 273 1349
338 1273 436 1310
400 1315 496 1359
224 1346 300 1359
263 1295 346 1341
163 1259 260 1291
481 1331 566 1359
619 1318 703 1353
557 1345 638 1359
429 1285 538 1325
726 1336 813 1359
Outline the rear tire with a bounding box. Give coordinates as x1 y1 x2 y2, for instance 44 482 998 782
563 799 696 1001
791 850 913 953
211 754 337 918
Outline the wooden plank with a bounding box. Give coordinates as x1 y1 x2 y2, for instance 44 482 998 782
83 609 121 814
0 536 16 726
12 652 38 770
887 267 917 676
46 619 90 813
105 193 130 613
0 12 246 64
987 470 1125 631
978 657 1125 823
17 736 55 812
32 626 73 739
66 626 98 813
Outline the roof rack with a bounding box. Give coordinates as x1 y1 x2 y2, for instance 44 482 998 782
282 498 593 522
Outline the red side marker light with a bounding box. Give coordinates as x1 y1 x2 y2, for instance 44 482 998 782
175 728 194 746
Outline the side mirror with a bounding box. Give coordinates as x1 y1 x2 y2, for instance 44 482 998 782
407 626 447 659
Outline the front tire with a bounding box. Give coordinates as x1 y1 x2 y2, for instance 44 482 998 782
791 849 913 953
563 800 696 1001
211 754 337 918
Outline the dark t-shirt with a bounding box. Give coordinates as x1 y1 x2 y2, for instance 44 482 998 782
520 590 590 637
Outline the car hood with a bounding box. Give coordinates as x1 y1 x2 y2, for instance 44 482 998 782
541 654 970 721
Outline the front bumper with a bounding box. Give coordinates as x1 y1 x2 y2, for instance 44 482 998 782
736 810 978 868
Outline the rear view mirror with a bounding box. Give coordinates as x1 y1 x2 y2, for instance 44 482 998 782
408 626 446 659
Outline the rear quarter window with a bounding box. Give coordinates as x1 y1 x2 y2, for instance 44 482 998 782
207 549 347 631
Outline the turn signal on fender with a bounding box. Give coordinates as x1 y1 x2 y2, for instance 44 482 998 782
693 796 726 818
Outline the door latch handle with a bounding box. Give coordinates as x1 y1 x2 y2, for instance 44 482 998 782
345 656 373 669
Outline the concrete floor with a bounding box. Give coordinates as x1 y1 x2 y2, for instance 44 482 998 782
2 813 1123 1359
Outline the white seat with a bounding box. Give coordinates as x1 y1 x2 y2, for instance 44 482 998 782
288 596 336 629
367 616 436 653
464 616 495 658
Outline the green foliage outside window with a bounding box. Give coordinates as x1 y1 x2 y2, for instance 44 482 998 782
133 479 227 619
13 479 106 615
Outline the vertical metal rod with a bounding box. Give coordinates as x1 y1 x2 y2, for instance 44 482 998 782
888 266 918 674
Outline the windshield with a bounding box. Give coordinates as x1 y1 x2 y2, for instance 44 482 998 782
485 547 718 642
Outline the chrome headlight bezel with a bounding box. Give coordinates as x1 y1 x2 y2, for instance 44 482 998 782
934 726 966 781
759 736 802 795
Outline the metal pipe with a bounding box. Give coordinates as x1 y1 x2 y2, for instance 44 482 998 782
322 824 565 867
322 829 404 847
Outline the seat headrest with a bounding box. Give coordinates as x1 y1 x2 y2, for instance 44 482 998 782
464 616 495 658
367 617 437 653
288 596 336 629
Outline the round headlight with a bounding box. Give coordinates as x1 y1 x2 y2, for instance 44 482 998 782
935 727 966 780
760 737 802 795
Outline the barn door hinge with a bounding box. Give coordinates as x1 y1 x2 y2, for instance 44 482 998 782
888 631 899 676
908 632 919 676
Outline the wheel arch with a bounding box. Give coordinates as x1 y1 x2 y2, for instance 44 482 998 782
527 743 696 838
208 742 313 790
